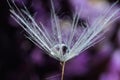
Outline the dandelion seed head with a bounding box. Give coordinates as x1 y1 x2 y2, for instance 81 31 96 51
8 0 120 62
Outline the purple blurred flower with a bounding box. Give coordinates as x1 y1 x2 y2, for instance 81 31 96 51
100 72 119 80
65 51 90 76
109 49 120 72
70 0 119 24
30 47 45 66
99 49 120 80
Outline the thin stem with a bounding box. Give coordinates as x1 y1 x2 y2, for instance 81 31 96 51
60 61 66 80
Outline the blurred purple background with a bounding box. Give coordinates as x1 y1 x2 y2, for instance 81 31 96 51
0 0 120 80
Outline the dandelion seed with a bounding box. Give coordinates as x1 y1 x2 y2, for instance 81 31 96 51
8 0 120 80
